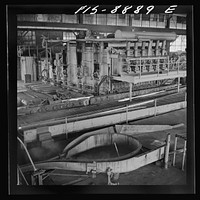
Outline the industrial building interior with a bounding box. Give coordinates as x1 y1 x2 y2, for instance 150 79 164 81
15 11 189 187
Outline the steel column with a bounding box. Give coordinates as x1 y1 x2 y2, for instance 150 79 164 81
172 136 178 166
182 140 187 171
129 83 132 102
164 133 171 169
178 77 180 93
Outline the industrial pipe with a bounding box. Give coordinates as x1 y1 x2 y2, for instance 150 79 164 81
115 30 137 39
115 30 177 41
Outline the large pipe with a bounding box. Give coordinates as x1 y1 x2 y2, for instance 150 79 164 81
115 30 177 41
115 30 137 39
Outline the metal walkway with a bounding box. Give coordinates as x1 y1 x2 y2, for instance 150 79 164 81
112 70 186 84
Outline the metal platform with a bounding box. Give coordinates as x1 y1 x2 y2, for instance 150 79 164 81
112 70 186 84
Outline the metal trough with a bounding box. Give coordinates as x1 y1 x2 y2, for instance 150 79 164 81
20 131 166 174
64 132 142 162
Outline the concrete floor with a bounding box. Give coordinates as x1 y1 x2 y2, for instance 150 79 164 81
50 164 185 185
18 108 187 186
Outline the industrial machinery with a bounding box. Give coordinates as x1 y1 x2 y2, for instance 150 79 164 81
17 30 186 115
45 30 186 95
16 29 188 186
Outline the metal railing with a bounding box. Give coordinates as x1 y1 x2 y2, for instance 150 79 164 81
122 56 187 78
171 134 187 171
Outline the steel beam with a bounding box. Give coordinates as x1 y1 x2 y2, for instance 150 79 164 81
17 21 186 35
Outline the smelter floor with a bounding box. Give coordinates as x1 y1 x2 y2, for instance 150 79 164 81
18 108 188 186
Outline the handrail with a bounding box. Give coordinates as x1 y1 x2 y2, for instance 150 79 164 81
17 137 37 172
121 56 186 77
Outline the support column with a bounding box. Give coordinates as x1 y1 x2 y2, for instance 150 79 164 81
126 105 129 124
107 47 111 93
91 43 94 79
172 136 178 166
154 99 157 116
164 133 171 169
55 53 61 82
166 41 170 55
134 42 139 57
162 40 166 56
129 83 132 102
157 58 160 77
62 48 67 86
182 140 187 171
45 40 49 79
85 43 94 88
99 42 104 77
139 57 141 78
177 76 180 92
69 42 78 86
155 40 160 56
67 42 70 86
148 40 153 57
31 169 45 185
167 56 169 75
118 55 123 75
142 42 146 57
81 42 86 90
126 42 131 73
65 117 68 139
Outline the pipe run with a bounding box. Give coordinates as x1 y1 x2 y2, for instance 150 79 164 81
115 30 177 41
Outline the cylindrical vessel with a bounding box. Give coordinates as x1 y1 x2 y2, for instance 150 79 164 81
115 30 177 41
69 42 78 85
115 30 137 39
